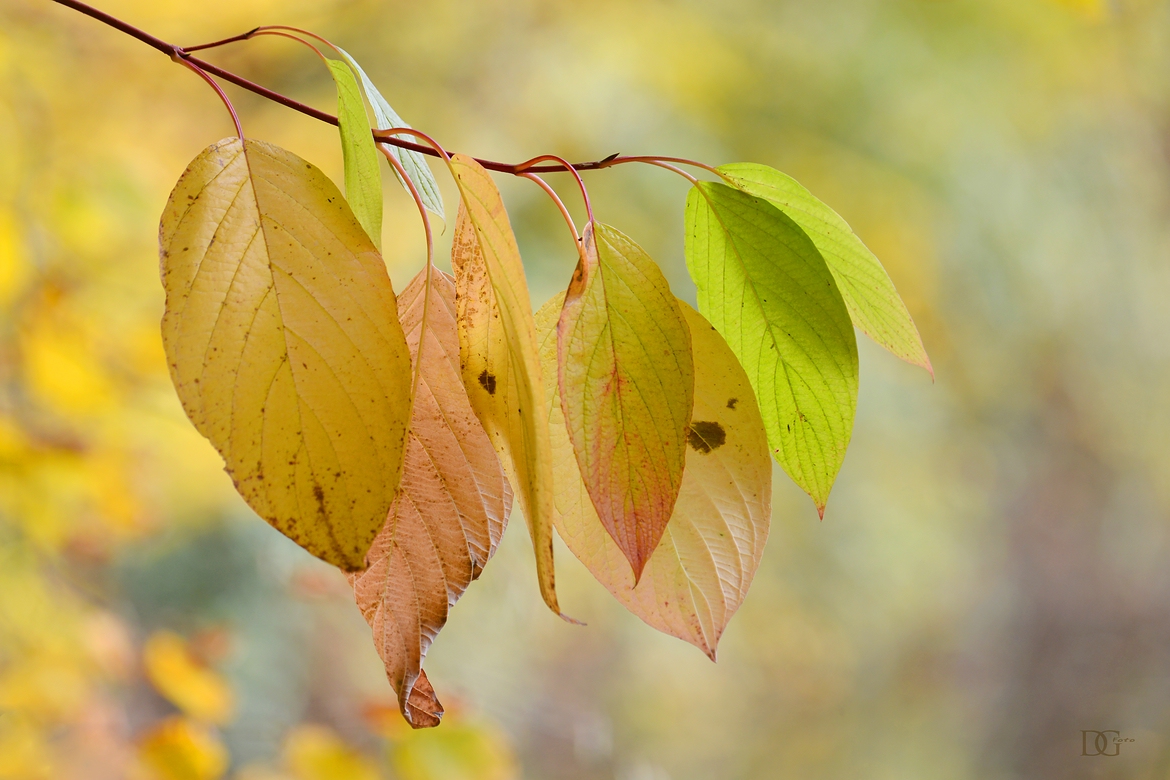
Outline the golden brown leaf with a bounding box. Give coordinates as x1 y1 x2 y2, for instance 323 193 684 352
448 155 563 617
159 138 412 572
350 266 511 728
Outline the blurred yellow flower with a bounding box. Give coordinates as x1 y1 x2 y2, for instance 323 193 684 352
144 631 235 726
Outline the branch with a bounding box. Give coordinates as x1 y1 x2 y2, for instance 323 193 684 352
50 0 716 178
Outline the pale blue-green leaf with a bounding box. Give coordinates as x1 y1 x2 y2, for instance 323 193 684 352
685 181 858 513
335 47 445 222
718 163 931 375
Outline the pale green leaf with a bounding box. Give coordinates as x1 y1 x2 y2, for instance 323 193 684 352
685 181 858 513
335 47 445 221
326 58 383 250
718 163 931 375
557 221 693 579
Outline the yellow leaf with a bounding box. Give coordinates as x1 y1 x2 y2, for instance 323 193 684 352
447 155 563 617
557 222 693 580
350 265 511 729
283 726 379 780
136 717 228 780
159 138 413 571
539 296 772 658
143 631 234 725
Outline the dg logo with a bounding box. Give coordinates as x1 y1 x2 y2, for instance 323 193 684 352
1081 730 1121 757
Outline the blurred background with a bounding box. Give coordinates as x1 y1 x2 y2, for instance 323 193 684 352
3 0 1170 777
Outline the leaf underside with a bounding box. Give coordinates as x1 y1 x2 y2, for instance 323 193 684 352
350 265 512 729
557 221 694 580
539 295 772 658
336 47 445 221
159 137 412 571
685 181 858 513
448 154 563 618
718 163 931 375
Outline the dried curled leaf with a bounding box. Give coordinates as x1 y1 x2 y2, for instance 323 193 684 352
557 222 693 580
160 138 412 571
540 296 771 658
350 266 511 729
448 154 564 618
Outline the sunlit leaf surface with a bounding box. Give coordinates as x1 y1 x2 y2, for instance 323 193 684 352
159 138 412 571
685 181 858 513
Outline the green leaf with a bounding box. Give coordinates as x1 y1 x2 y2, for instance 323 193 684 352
685 181 858 514
325 59 383 250
335 47 445 222
718 163 931 375
557 221 694 581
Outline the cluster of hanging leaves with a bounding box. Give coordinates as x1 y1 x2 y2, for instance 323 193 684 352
158 42 929 730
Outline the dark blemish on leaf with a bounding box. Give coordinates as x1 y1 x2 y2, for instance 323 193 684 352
727 398 738 410
312 484 326 515
687 421 726 453
478 369 497 395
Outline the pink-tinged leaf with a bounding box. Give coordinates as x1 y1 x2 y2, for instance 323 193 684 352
557 222 694 580
540 296 772 658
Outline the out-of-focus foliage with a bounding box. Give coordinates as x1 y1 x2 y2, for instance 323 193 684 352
3 0 1170 779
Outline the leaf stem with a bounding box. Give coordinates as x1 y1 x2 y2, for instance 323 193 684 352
520 173 582 247
514 155 594 223
171 53 244 140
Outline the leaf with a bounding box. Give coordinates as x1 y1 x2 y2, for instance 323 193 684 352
556 221 693 580
137 717 228 780
159 138 413 571
350 265 512 729
325 59 383 249
685 181 858 514
447 154 563 617
718 163 931 374
539 296 771 658
142 631 234 725
335 47 445 221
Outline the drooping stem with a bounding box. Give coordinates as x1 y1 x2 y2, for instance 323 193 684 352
171 55 244 140
50 0 728 180
520 173 582 248
379 145 435 415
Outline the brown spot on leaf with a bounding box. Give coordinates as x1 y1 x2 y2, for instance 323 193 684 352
726 398 738 410
687 421 726 454
478 369 497 395
312 484 326 515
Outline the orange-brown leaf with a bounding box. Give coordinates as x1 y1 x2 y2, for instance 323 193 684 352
350 265 511 729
